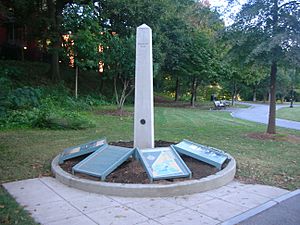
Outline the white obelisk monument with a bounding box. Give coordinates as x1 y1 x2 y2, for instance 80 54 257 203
134 24 154 149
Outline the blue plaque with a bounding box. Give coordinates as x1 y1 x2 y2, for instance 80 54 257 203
173 139 228 170
59 138 107 164
137 146 191 182
72 144 135 181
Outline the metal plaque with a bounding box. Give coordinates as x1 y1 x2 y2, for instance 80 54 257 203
72 144 134 181
59 138 106 164
174 139 228 170
137 146 191 182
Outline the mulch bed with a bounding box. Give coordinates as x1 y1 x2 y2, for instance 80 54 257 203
60 140 223 184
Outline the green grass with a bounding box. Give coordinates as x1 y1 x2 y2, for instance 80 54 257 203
1 106 300 224
1 106 299 188
277 106 300 122
0 187 37 225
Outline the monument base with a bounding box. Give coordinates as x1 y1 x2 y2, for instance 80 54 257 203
51 152 236 197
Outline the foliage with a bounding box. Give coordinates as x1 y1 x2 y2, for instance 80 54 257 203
33 104 95 130
102 34 135 110
0 77 12 116
227 0 300 133
0 60 50 86
61 2 105 98
0 83 112 130
62 2 103 70
9 87 41 110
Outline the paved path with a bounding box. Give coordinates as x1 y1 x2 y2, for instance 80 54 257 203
231 103 300 130
223 190 300 225
3 177 290 225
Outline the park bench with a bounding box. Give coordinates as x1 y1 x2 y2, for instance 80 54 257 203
221 100 230 107
213 100 228 110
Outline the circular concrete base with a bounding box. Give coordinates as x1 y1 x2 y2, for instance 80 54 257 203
51 154 236 197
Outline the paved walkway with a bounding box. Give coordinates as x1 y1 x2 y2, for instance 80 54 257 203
237 190 300 225
231 103 300 130
3 177 291 225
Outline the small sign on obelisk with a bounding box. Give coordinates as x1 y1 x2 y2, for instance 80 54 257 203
134 24 154 149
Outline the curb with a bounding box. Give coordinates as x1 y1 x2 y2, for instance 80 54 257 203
221 189 300 225
51 154 236 197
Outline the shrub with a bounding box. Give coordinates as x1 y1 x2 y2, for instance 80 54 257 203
36 110 95 130
0 83 109 130
1 108 40 128
9 87 41 110
32 99 95 130
84 94 110 106
0 77 12 116
0 60 50 84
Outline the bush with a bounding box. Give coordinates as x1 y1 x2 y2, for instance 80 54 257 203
0 60 50 81
32 99 95 130
2 108 40 128
1 105 95 130
0 83 110 130
36 110 95 130
0 77 12 116
9 87 41 110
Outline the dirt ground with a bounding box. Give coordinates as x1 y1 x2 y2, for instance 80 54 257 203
246 132 300 144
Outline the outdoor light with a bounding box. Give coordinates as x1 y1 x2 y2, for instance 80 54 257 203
23 46 27 50
99 61 104 73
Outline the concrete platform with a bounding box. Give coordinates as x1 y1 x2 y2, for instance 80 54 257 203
3 177 290 225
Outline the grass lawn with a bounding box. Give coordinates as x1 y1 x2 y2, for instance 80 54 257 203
277 106 300 122
0 187 36 225
1 106 300 224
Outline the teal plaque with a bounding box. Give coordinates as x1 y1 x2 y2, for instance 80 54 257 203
174 139 228 170
59 138 106 164
72 144 134 180
137 146 191 182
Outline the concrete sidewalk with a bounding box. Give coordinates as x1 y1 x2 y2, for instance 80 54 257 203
231 103 300 130
3 177 290 225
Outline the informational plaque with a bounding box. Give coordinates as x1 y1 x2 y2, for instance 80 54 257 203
137 146 191 182
174 139 228 170
72 144 134 181
59 138 106 164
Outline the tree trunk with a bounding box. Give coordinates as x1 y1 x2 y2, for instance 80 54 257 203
175 76 180 101
290 85 294 108
267 61 277 134
47 0 61 81
231 80 236 106
99 75 104 93
253 86 257 102
114 76 134 113
190 76 197 107
114 76 120 106
51 48 60 81
75 66 78 98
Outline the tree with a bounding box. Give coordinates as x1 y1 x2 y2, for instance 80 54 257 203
180 31 217 107
62 2 103 98
102 35 135 112
160 16 190 101
228 0 300 133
